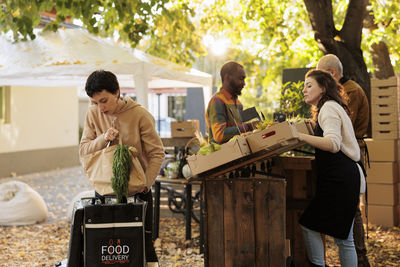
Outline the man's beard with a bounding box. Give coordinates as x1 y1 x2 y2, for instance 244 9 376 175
230 80 242 96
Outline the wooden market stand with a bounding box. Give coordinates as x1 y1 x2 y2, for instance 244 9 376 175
194 147 316 267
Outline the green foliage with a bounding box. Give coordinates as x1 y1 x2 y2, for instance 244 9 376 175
2 0 400 105
279 81 311 118
1 1 164 44
363 0 400 74
196 0 322 112
0 0 201 67
138 1 205 66
111 144 131 203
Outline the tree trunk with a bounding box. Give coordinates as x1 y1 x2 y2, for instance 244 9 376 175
370 41 395 79
303 0 370 98
303 0 371 135
364 1 395 79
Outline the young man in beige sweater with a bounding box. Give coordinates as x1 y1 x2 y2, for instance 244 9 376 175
80 70 165 266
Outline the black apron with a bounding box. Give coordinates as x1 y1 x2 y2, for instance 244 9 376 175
299 122 361 239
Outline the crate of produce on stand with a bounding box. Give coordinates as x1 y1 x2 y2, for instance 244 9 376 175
187 120 314 177
186 136 251 176
246 121 301 153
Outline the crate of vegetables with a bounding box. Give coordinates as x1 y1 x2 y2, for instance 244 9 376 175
246 121 301 153
186 136 251 176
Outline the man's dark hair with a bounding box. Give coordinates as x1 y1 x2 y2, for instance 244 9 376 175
85 70 120 97
220 61 244 83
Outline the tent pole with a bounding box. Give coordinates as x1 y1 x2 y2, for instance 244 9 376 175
157 93 161 135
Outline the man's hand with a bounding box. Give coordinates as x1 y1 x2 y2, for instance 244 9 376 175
243 121 260 132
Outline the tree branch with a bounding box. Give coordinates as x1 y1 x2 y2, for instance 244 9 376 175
303 0 338 53
340 0 366 49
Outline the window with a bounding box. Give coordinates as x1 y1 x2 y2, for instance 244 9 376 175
0 86 10 124
168 95 186 121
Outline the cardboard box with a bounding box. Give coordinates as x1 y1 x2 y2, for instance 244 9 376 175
372 130 399 140
171 120 199 137
367 162 399 184
246 121 300 153
371 112 398 124
365 139 400 161
186 136 251 176
372 121 399 133
366 204 400 227
371 75 400 88
372 94 399 105
293 121 314 135
371 85 399 97
367 183 400 205
371 102 400 115
371 113 399 139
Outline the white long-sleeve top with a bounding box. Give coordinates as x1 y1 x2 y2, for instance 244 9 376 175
318 100 365 193
318 100 360 162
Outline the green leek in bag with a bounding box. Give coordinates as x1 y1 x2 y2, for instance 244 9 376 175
111 144 131 203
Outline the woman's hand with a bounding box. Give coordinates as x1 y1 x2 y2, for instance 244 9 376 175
307 119 316 130
103 127 119 142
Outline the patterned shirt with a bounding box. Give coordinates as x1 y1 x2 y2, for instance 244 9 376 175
205 88 249 144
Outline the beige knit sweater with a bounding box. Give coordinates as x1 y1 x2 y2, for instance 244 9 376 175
79 97 165 189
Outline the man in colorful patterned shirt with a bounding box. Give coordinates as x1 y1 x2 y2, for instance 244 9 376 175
205 61 257 144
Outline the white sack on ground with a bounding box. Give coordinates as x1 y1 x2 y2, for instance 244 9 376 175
0 181 48 225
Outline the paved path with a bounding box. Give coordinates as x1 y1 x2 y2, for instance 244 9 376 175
0 166 92 223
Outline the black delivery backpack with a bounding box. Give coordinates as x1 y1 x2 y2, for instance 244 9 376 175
58 197 147 267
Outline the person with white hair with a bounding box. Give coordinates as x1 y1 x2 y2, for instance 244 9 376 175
317 54 370 267
317 54 369 141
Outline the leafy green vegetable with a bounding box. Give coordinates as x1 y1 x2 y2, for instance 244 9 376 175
111 144 131 203
198 142 221 156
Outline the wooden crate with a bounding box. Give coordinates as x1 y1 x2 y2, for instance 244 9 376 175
203 177 286 267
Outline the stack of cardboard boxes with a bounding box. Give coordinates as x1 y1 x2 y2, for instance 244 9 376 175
364 76 400 227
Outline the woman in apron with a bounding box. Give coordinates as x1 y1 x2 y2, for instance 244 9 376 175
298 70 366 267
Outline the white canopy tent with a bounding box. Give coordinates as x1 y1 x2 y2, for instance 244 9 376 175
0 28 212 108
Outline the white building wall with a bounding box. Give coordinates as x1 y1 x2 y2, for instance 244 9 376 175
147 93 169 119
0 86 78 153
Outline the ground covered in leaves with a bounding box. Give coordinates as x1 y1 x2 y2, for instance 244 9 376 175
325 224 400 266
1 218 399 266
0 218 203 267
0 167 399 266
